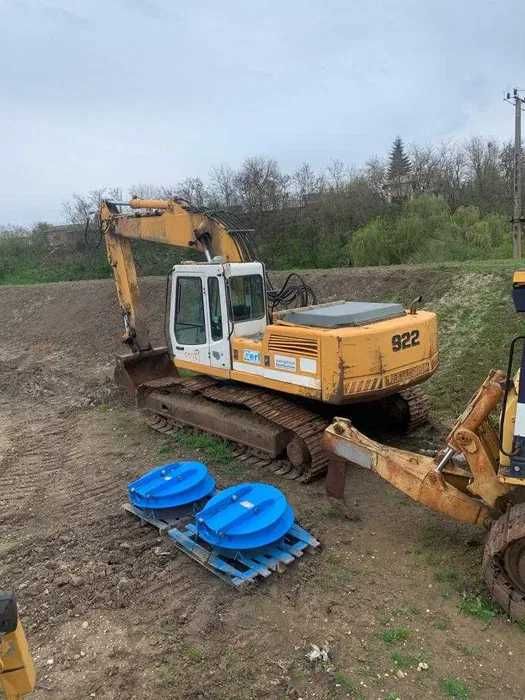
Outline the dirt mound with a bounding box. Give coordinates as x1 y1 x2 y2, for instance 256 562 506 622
0 265 453 364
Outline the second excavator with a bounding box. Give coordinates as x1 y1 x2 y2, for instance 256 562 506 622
101 196 439 481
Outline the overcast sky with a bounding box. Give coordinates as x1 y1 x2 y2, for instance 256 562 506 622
2 0 524 226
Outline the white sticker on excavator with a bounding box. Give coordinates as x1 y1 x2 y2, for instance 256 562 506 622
274 355 296 371
300 357 317 374
243 350 260 364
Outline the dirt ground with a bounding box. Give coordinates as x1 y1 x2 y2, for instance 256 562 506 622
1 274 523 700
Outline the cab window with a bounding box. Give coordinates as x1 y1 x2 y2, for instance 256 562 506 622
208 277 223 341
174 276 206 345
229 275 265 322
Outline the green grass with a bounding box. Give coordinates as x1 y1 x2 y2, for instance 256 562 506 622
180 644 205 663
0 236 192 285
516 619 525 633
458 594 498 624
381 627 409 644
439 677 469 699
157 429 249 478
391 651 425 670
159 429 235 466
333 672 363 698
424 263 525 420
435 568 461 586
433 617 451 631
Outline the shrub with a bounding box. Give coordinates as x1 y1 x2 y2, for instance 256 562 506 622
347 195 512 266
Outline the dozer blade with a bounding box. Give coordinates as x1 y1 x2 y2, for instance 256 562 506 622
114 347 178 395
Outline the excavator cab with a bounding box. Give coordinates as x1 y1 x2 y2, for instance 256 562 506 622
165 261 266 374
115 260 268 391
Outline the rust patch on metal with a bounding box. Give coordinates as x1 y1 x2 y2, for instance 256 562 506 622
325 456 348 500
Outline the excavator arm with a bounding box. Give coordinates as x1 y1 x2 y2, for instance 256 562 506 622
100 197 254 352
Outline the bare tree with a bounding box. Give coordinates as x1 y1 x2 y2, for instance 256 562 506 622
464 137 507 211
363 157 386 197
292 162 325 202
63 187 122 224
234 157 289 211
326 159 347 192
436 143 466 208
173 177 209 208
499 141 515 192
209 165 237 209
409 145 443 194
128 183 165 199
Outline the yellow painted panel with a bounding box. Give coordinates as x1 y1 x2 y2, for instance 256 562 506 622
174 359 231 379
513 270 525 285
176 308 438 405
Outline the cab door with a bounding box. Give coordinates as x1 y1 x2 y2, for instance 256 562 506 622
167 264 231 372
203 266 231 371
168 272 211 369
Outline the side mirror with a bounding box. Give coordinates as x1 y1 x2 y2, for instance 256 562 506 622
0 592 17 635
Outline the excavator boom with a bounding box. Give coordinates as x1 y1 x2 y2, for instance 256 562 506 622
100 197 255 352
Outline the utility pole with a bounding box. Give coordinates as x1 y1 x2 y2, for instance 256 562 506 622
507 89 525 258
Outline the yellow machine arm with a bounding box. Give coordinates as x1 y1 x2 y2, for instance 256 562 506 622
100 197 255 352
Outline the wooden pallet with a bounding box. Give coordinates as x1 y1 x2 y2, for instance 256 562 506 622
122 503 320 587
123 502 197 530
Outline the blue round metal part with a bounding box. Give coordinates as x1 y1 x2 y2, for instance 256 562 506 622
128 461 215 511
195 482 294 550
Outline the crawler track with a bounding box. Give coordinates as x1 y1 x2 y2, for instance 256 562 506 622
483 503 525 621
401 387 430 431
139 375 429 483
142 375 330 482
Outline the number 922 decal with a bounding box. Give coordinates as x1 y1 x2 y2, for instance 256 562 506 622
392 330 420 352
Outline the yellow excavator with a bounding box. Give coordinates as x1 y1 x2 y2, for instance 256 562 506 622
101 196 439 481
323 270 525 620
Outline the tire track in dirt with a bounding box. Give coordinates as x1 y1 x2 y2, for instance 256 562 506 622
0 411 70 526
0 406 125 537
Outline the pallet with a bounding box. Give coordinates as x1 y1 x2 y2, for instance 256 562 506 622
123 502 192 530
122 503 320 587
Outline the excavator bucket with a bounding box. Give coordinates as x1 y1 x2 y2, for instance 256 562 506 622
114 347 179 395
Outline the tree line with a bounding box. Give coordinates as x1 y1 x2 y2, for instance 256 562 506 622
63 136 516 222
2 136 520 272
